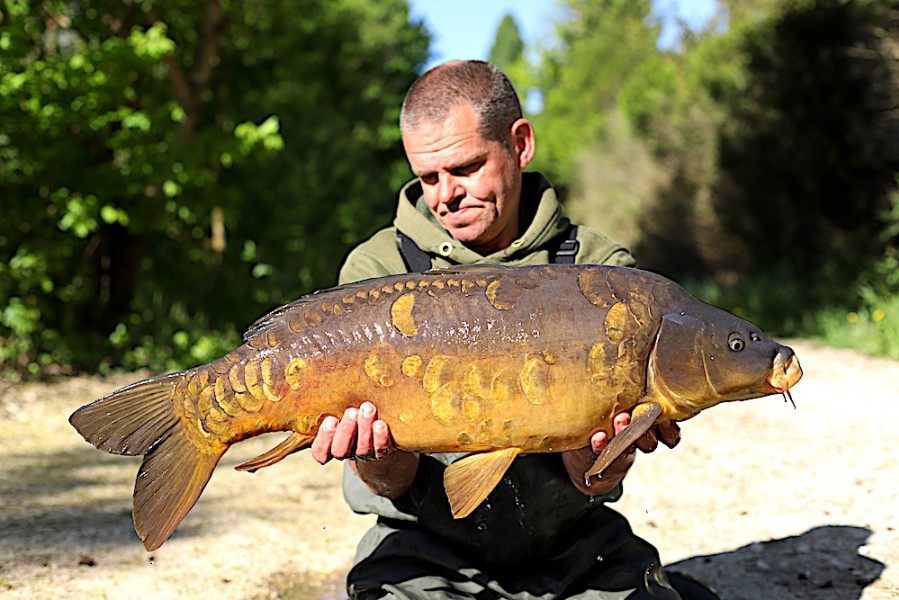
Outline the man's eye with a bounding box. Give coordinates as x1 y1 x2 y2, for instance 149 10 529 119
453 162 483 176
420 173 438 185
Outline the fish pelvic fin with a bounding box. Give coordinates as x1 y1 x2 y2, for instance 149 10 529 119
234 431 315 472
444 447 521 519
585 402 663 483
69 371 226 551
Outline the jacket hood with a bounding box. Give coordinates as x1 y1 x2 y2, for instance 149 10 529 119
394 172 569 266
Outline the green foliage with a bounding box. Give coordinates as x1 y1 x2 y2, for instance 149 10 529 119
532 0 661 184
562 111 666 251
681 264 823 337
813 195 899 359
0 0 428 378
816 186 899 359
533 0 898 360
682 265 899 360
861 184 899 296
550 0 899 292
4 0 899 376
814 295 899 360
683 185 899 357
489 14 524 70
487 13 538 116
617 54 679 135
537 1 725 275
709 0 899 289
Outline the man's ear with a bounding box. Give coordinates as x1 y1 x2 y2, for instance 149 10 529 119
510 118 536 169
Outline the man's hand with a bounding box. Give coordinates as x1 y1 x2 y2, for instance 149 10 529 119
562 411 681 497
311 401 395 463
310 401 419 499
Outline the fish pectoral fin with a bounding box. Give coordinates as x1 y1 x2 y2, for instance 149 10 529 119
444 447 521 519
235 432 315 472
585 402 663 483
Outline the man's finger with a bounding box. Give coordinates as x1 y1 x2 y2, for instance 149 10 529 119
657 421 681 448
635 427 659 453
612 412 639 457
589 430 609 455
330 408 359 459
311 416 339 464
372 420 395 459
612 411 631 434
355 402 377 458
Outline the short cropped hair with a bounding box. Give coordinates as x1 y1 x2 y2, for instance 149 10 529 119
400 60 523 144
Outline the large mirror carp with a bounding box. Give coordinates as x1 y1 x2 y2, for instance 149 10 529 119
70 264 802 550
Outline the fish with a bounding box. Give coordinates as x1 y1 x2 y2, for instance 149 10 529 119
69 264 802 550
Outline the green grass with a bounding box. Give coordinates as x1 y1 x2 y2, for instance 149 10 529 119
683 268 899 362
812 293 899 360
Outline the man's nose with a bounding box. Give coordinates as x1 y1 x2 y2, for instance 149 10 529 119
437 174 464 204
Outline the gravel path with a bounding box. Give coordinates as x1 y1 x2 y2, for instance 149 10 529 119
0 340 895 599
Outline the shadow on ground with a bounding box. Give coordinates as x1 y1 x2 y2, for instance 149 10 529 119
668 525 884 600
254 524 885 600
0 444 211 551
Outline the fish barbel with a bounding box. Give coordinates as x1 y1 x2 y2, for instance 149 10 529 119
70 264 802 550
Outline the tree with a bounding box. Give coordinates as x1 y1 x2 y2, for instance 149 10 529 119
710 0 899 290
531 0 661 186
0 0 429 376
489 14 525 70
487 12 539 115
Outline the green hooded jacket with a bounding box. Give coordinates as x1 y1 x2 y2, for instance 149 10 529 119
339 172 633 285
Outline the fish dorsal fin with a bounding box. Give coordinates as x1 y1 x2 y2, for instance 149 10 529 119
242 281 375 341
242 265 516 342
585 402 663 483
422 263 512 277
234 432 315 472
444 447 521 519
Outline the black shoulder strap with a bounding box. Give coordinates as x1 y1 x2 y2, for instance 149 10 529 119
397 221 579 270
397 231 432 273
552 221 579 264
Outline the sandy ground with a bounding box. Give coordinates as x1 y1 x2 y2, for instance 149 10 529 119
0 340 896 599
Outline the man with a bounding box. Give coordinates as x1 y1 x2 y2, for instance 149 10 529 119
310 61 717 599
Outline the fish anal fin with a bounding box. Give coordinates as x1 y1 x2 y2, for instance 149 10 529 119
444 447 521 519
585 402 663 483
134 431 225 551
234 432 315 473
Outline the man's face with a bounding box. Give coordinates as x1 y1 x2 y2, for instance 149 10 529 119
402 103 533 254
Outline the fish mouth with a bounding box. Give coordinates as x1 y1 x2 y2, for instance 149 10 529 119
766 351 803 408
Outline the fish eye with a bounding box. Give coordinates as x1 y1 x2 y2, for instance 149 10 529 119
728 334 745 352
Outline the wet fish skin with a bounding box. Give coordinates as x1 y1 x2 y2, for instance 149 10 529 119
69 264 802 550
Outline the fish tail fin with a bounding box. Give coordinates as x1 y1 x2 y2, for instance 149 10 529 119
69 371 226 550
70 371 187 456
133 431 225 550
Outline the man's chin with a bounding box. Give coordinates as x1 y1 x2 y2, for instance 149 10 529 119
445 226 487 245
438 217 484 240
